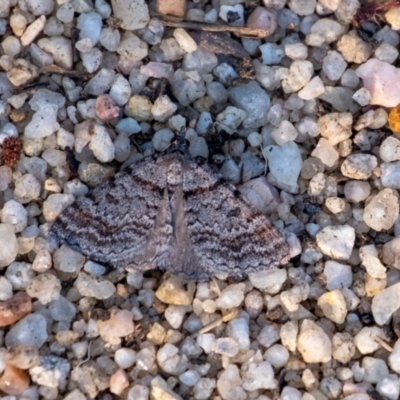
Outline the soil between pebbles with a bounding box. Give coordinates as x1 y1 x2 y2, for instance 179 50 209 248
1 0 400 399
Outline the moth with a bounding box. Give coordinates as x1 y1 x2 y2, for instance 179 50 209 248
50 129 289 281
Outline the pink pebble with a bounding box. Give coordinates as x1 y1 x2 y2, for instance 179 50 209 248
247 6 277 35
343 382 374 396
356 59 400 107
140 62 174 79
95 94 120 121
110 369 130 396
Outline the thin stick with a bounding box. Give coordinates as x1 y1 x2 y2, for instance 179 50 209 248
374 336 393 352
152 14 269 39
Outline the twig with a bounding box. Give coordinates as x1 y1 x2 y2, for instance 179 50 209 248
191 309 239 338
77 341 93 368
40 64 94 79
373 336 393 352
152 14 269 39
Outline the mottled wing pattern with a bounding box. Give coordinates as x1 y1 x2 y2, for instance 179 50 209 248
50 154 174 270
168 155 290 280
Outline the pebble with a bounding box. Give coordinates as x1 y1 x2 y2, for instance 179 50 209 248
264 142 302 193
343 181 371 203
37 36 73 70
0 224 18 268
298 76 325 100
0 292 32 327
364 189 399 231
152 95 178 122
26 273 61 304
356 59 400 107
297 319 332 363
316 225 355 260
228 81 270 129
341 154 377 180
111 0 149 30
372 282 400 325
42 194 75 222
20 15 46 47
215 283 245 309
110 369 130 395
89 124 115 163
0 364 29 396
155 275 195 306
363 357 389 384
324 261 352 290
24 104 60 138
75 272 116 300
380 136 400 162
318 112 353 146
30 355 70 389
217 364 246 400
354 327 386 355
317 290 347 323
95 94 119 121
151 375 182 400
5 313 48 348
242 361 277 391
383 237 400 268
282 60 313 93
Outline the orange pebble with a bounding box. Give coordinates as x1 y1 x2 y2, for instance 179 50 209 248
0 364 30 395
0 292 32 327
388 104 400 132
109 368 130 396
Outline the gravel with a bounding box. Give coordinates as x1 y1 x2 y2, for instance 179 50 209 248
0 0 400 398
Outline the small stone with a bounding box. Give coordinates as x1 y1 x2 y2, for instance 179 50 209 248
216 106 247 135
124 95 153 121
152 95 177 122
26 273 61 305
325 197 346 214
215 338 239 357
215 283 245 309
24 104 59 138
318 112 353 146
71 361 109 397
372 282 400 325
110 369 130 395
249 268 287 293
127 384 149 400
30 355 70 390
7 59 39 86
97 309 134 345
111 0 150 30
151 375 182 400
115 348 136 370
20 15 46 47
156 0 186 17
264 344 289 369
85 68 116 96
228 81 270 129
343 181 371 203
89 125 115 163
316 225 355 260
282 60 313 93
0 364 29 396
298 76 325 100
364 189 399 231
380 136 400 161
152 128 175 151
6 344 39 370
227 318 250 350
270 120 298 145
264 142 303 193
381 162 400 189
363 357 389 384
0 292 32 327
217 364 246 400
376 374 400 400
220 4 244 27
257 323 280 347
247 7 277 33
43 194 75 222
341 154 377 179
354 327 386 355
95 94 120 121
75 272 116 300
260 43 284 65
147 322 166 345
165 305 188 329
242 361 277 391
141 62 173 79
37 36 73 70
155 274 195 306
383 237 400 268
353 88 371 106
317 290 347 324
311 138 339 168
5 313 48 348
337 31 373 63
332 332 356 364
356 59 400 107
324 261 352 290
0 223 18 268
173 28 197 53
297 319 332 363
